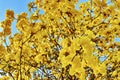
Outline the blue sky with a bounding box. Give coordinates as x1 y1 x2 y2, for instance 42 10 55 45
0 0 34 35
0 0 33 21
0 0 119 41
0 0 88 21
0 0 88 35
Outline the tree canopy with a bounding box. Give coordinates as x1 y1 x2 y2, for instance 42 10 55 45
0 0 120 80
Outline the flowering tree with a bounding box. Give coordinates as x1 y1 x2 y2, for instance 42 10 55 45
0 0 120 80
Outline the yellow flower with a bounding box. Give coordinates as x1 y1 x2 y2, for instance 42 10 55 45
113 0 120 9
85 30 95 39
93 63 106 76
17 12 27 21
69 55 81 75
70 59 86 79
80 36 95 53
4 27 11 36
59 47 75 67
2 19 12 27
28 2 34 12
30 67 36 73
35 54 42 63
5 53 10 61
61 38 72 48
93 0 107 7
6 10 14 21
15 53 20 64
0 76 10 80
0 45 5 52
